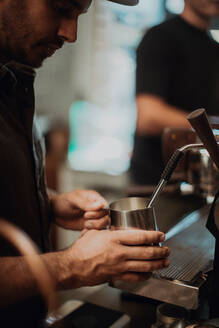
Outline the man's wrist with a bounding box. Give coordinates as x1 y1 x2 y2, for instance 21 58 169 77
42 249 83 290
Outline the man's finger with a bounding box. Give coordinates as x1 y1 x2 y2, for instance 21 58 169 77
84 209 109 219
121 245 170 260
114 230 165 245
125 259 170 272
83 201 108 211
69 190 108 211
84 216 110 230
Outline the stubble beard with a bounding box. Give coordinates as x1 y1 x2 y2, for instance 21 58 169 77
0 1 46 68
0 1 29 64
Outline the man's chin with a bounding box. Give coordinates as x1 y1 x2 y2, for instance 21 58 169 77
13 55 44 68
16 50 47 68
28 52 57 68
24 45 60 68
25 56 45 68
31 61 44 69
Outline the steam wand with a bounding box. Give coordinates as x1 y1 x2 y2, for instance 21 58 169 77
146 142 219 208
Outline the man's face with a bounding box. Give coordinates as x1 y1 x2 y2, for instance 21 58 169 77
187 0 219 19
0 0 92 68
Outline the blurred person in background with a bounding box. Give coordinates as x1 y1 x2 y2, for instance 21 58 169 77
130 0 219 185
0 0 170 327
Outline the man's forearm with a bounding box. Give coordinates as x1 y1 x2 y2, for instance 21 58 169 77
0 230 170 307
136 94 190 135
0 250 80 306
0 256 39 306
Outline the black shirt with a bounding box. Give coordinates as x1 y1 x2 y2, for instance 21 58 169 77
0 61 52 327
130 16 219 185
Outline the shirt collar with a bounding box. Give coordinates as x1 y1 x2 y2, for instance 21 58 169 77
0 59 36 88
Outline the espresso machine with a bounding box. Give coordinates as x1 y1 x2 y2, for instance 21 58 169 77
112 109 219 313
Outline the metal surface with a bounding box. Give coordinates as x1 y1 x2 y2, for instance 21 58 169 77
146 142 219 208
109 197 157 231
146 143 208 210
114 274 202 310
154 303 189 328
147 179 167 208
186 148 219 198
113 206 215 309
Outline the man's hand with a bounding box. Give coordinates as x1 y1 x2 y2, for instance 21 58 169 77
0 229 170 304
60 229 170 288
50 189 110 231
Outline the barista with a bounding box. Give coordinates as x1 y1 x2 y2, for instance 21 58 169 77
0 0 170 327
130 0 219 185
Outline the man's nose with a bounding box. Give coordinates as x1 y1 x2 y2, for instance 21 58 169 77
58 18 78 43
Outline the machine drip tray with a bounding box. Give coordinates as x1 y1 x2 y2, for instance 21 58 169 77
113 206 215 310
